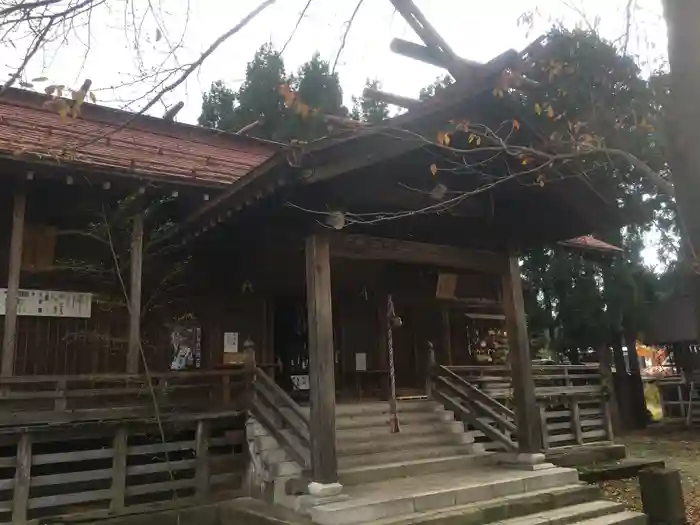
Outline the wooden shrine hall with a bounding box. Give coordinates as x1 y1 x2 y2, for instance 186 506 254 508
0 5 632 523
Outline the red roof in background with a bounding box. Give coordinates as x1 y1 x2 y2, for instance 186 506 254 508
0 89 280 187
559 235 623 253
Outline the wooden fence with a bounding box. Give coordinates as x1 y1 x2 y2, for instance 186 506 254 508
0 366 251 524
445 364 613 451
655 375 700 423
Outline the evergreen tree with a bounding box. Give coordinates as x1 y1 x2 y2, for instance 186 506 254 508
198 46 346 142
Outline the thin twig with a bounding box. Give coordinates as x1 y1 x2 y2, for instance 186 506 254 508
281 0 313 54
332 0 364 74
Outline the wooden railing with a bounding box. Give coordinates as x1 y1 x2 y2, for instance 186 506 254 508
433 362 613 451
0 367 250 427
430 363 517 452
251 366 311 470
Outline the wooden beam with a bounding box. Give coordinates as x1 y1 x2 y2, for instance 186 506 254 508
127 212 144 374
362 87 420 110
390 38 481 74
163 101 184 121
330 234 507 274
501 255 542 454
389 0 459 75
305 234 338 484
2 190 26 377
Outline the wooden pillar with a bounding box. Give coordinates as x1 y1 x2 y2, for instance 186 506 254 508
111 426 128 512
12 433 31 524
127 213 144 374
305 234 338 485
501 254 542 454
2 190 26 378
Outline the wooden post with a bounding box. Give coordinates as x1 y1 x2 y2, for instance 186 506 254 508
111 426 128 513
127 213 144 374
501 255 543 454
195 420 211 500
441 305 452 366
598 348 619 439
12 433 31 524
2 191 26 378
305 234 338 485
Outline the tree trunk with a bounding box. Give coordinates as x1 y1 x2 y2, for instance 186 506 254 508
664 2 700 358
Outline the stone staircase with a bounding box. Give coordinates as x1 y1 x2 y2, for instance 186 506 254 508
249 399 646 525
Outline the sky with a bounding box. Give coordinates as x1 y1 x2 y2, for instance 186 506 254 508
4 0 667 123
1 0 669 265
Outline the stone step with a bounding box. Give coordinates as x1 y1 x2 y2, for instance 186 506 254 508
340 454 495 486
338 433 470 457
557 511 647 525
339 444 474 469
337 421 465 443
336 401 443 417
372 484 601 525
314 467 579 525
491 500 625 525
336 410 454 430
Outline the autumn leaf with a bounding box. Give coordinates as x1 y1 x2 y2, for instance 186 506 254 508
296 102 310 118
546 104 555 119
476 136 481 146
534 103 542 116
512 119 520 132
492 88 504 98
468 134 475 144
430 164 438 176
436 131 451 146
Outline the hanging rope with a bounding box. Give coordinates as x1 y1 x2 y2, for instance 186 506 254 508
387 294 400 433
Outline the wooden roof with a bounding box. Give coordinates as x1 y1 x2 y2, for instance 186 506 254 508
0 88 280 188
558 236 623 254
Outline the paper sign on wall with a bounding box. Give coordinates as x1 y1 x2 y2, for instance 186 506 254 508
355 352 367 371
224 332 239 353
0 288 92 318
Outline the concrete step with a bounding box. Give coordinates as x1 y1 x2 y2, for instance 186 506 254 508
314 467 579 525
338 433 470 456
336 401 444 417
340 454 495 486
337 421 465 443
492 500 625 525
336 410 454 430
560 511 647 525
338 445 474 469
371 484 601 525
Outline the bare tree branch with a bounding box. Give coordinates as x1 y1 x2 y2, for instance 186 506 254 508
0 0 62 18
72 0 276 150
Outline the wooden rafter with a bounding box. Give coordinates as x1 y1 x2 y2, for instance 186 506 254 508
390 38 481 74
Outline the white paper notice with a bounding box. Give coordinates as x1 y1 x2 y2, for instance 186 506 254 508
224 332 239 353
355 352 367 371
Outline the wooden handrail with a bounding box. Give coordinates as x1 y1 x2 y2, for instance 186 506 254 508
251 367 311 470
255 367 309 426
0 368 246 385
438 365 515 420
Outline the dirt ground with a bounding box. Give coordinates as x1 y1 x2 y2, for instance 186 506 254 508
600 428 700 524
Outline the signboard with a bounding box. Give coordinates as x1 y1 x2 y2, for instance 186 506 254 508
0 288 92 318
